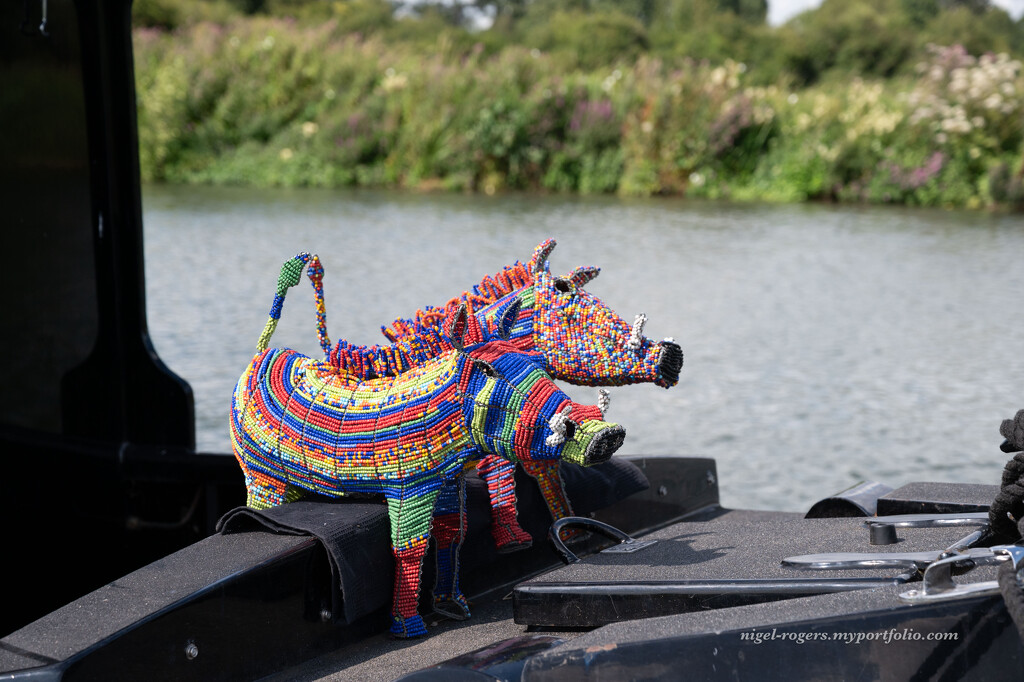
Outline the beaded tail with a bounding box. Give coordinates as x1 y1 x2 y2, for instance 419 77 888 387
256 252 313 353
306 254 333 362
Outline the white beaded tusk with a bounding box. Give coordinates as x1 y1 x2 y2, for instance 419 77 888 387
597 388 610 417
626 313 647 351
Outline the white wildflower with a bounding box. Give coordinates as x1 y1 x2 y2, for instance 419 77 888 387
382 72 408 92
984 93 1004 110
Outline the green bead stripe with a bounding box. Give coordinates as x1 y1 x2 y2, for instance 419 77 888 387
470 378 496 455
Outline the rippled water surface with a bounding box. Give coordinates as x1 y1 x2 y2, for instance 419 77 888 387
142 184 1024 512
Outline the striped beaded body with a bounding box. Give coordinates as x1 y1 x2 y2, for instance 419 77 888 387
231 348 470 496
230 337 593 496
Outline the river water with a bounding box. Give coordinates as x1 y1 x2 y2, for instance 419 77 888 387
141 183 1024 512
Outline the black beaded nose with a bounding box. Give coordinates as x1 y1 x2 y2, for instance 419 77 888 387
585 425 625 465
656 341 683 387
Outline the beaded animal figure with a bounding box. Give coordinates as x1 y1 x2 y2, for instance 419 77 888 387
305 240 682 555
231 256 626 638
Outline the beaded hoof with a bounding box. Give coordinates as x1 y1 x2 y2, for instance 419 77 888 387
491 506 534 552
496 537 533 554
433 594 471 620
390 613 428 638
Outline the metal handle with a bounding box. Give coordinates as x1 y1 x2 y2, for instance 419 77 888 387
549 517 656 564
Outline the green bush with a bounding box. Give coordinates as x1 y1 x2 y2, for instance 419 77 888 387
132 11 1024 209
920 6 1017 57
521 10 649 70
781 0 915 84
132 0 240 30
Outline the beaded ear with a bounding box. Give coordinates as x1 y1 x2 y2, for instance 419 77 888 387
493 297 522 341
567 266 600 288
446 304 469 350
530 239 557 274
445 303 485 350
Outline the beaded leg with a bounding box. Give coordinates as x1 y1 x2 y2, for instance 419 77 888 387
387 485 441 638
431 476 470 620
477 455 533 552
519 460 577 539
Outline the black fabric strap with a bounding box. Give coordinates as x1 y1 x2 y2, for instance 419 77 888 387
217 500 392 623
216 458 648 624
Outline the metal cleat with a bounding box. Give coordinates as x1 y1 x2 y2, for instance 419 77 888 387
898 544 1024 604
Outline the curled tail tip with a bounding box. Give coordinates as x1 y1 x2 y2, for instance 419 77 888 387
260 252 311 351
278 252 312 292
307 253 325 281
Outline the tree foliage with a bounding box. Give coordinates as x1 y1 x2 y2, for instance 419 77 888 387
132 0 1024 209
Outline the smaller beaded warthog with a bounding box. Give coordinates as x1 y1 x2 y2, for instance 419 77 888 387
231 255 626 637
304 240 682 556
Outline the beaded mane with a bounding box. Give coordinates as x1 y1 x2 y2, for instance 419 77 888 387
318 259 535 379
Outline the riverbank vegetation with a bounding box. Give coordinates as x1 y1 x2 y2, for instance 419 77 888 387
133 0 1024 208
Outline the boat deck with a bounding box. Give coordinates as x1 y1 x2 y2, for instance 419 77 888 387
266 506 1007 681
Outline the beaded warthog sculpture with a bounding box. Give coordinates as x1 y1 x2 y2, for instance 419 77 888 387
230 256 626 638
305 240 682 553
